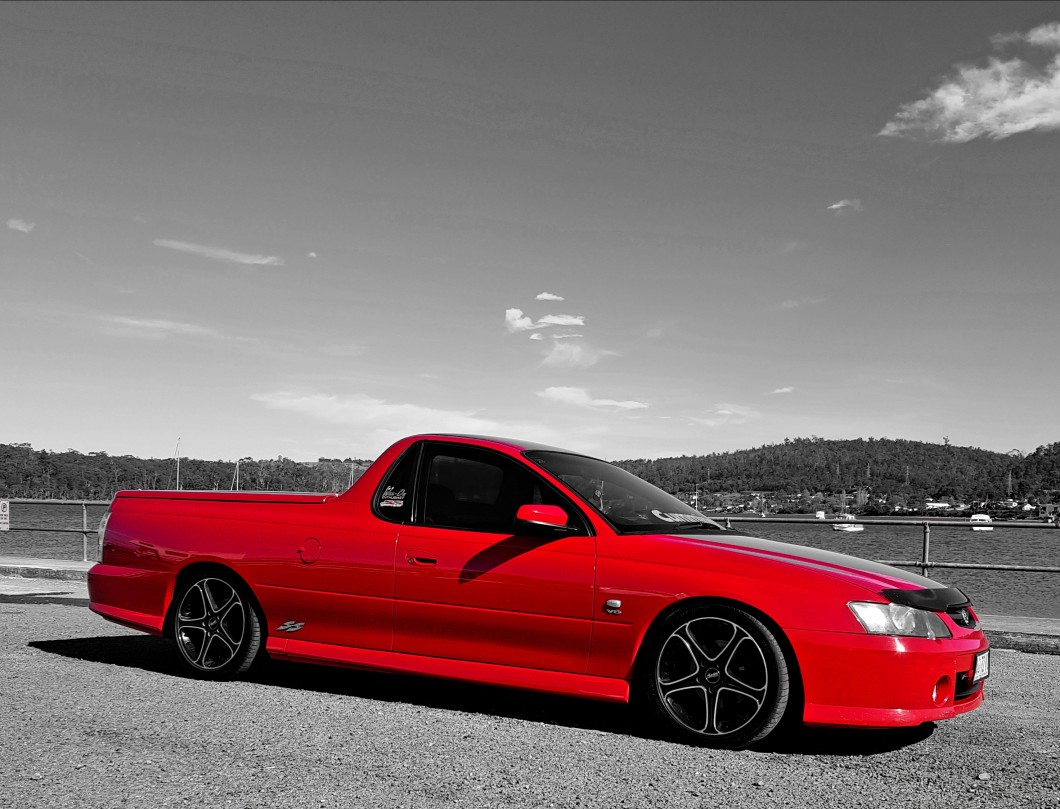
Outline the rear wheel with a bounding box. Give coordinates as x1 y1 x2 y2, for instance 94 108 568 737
641 604 790 748
171 574 261 679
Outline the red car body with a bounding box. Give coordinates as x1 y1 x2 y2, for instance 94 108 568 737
89 434 988 744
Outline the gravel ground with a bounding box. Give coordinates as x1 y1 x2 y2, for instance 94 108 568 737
1 590 1058 809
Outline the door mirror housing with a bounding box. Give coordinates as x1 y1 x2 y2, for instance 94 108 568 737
516 504 571 532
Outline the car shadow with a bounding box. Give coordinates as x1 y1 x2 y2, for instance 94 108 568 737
30 634 933 756
753 722 935 755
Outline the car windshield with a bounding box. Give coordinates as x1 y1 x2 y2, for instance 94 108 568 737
525 450 723 534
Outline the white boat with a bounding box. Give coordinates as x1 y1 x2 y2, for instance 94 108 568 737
832 514 864 532
969 514 994 532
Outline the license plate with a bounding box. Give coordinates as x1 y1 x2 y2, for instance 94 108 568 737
973 650 990 682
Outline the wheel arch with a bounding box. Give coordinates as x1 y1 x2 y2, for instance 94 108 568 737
163 561 268 642
632 595 804 706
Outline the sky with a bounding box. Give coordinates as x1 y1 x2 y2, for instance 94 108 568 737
2 1 1059 463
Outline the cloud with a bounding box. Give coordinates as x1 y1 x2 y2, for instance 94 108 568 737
779 296 826 310
991 21 1060 49
1029 21 1060 47
536 292 564 301
538 386 648 411
505 298 617 368
505 308 586 333
827 199 863 215
769 386 795 395
689 403 760 428
542 340 616 368
253 391 500 434
778 241 805 254
537 314 585 327
154 239 284 266
308 252 318 259
252 390 579 456
879 22 1060 142
505 308 538 333
7 219 35 233
100 316 219 340
506 309 589 335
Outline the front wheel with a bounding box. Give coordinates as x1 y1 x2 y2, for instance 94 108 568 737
171 574 262 679
640 604 791 749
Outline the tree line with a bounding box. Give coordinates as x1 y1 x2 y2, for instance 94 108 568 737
614 437 1060 504
1 437 1058 504
0 444 370 500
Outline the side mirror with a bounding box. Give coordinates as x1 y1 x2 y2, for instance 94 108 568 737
515 504 571 532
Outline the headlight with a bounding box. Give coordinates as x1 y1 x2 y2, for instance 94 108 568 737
848 601 951 639
97 511 111 562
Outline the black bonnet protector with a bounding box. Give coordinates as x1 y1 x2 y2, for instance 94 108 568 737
883 586 970 611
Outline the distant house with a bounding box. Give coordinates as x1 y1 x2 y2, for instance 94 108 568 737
1039 503 1059 520
925 501 952 510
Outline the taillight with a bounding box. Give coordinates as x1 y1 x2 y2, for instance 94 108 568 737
97 511 111 562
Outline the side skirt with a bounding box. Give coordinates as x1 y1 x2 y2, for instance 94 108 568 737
266 637 630 703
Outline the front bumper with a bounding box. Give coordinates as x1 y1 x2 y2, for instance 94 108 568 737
789 626 988 727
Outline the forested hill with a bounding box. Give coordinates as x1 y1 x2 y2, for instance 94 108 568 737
1 438 1059 502
615 438 1060 501
0 443 372 500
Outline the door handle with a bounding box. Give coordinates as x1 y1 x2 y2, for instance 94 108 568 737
407 555 437 566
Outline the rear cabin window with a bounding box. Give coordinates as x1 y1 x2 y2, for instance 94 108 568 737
374 446 417 523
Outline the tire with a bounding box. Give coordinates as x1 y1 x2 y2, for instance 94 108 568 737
640 604 791 749
170 573 262 679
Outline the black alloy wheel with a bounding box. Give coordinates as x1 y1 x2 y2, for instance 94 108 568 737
642 604 791 748
171 574 262 679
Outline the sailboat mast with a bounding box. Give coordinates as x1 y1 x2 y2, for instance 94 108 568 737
175 437 181 491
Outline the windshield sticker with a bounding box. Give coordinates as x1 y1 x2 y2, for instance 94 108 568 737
380 486 406 507
651 510 702 524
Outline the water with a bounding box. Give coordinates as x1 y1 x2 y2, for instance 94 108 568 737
746 520 1060 620
4 504 1057 619
1 502 109 562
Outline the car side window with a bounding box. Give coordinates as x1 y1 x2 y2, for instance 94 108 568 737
373 445 418 523
419 444 583 534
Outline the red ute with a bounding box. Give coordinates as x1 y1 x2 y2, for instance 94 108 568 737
89 434 989 748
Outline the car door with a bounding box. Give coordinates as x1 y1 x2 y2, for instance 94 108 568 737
393 442 597 674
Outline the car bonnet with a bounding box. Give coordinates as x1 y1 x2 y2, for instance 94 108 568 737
667 530 956 599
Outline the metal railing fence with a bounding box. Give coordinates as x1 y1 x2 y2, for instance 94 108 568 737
718 515 1060 576
2 499 110 563
2 500 1058 574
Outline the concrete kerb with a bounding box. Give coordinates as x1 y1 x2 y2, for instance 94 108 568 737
982 631 1060 656
0 558 93 581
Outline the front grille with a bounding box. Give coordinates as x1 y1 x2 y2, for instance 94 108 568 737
947 605 977 629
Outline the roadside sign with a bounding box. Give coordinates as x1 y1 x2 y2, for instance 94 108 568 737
0 500 8 531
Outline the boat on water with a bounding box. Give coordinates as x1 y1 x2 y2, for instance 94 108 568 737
969 513 994 532
832 513 864 532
